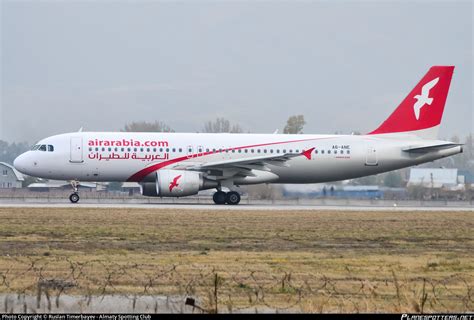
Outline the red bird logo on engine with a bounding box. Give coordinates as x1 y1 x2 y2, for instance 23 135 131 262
169 174 182 192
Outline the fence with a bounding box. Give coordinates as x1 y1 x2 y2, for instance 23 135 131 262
0 256 472 313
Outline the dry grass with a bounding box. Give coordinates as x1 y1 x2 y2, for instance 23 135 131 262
0 207 473 313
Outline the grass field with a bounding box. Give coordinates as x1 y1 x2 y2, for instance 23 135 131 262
0 207 472 313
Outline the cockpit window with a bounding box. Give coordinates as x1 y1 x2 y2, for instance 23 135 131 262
31 145 40 151
48 145 54 152
38 145 47 151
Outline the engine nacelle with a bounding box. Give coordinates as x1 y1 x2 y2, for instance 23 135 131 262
157 169 201 196
141 169 205 197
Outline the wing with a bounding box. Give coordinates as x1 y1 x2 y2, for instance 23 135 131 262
421 77 439 95
171 152 303 181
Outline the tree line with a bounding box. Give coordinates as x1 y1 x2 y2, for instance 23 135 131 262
119 115 306 134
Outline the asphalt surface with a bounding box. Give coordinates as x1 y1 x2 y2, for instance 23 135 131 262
0 202 472 211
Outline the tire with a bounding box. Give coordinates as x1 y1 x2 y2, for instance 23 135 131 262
226 191 241 205
213 191 227 205
69 193 80 203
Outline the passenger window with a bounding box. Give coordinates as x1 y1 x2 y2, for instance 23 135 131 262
315 150 318 154
251 149 254 153
140 148 144 152
89 147 92 152
244 149 248 153
108 148 112 152
296 149 299 153
328 150 331 154
121 148 125 152
95 147 99 151
264 149 267 153
146 148 150 152
238 149 242 153
172 148 176 152
270 149 273 153
179 148 183 152
321 150 325 154
257 149 260 153
347 150 350 154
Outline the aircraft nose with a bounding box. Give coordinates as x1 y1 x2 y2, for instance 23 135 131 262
13 153 29 174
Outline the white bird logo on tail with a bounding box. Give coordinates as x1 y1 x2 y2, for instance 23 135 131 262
413 77 439 120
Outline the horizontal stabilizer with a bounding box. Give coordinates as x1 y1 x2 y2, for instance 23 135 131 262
402 143 462 153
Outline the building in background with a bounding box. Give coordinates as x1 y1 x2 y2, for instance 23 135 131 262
408 168 465 190
0 162 24 188
282 184 385 199
121 182 142 195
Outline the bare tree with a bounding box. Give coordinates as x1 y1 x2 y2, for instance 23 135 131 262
202 118 243 133
121 121 174 132
283 115 306 134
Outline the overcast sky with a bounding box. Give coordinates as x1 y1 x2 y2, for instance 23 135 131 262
1 0 472 143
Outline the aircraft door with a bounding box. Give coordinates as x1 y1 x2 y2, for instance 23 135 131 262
365 145 378 166
70 137 84 163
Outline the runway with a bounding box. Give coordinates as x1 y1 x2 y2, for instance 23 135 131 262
0 201 472 211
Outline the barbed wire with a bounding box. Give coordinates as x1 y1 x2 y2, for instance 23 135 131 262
0 256 472 313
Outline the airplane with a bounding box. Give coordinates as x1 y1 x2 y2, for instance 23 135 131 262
13 66 462 205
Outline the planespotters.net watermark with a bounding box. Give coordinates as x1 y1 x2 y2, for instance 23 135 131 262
1 316 151 320
402 315 474 320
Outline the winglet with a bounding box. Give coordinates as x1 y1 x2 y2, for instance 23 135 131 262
302 147 315 160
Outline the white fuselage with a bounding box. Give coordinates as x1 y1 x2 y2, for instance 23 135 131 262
13 131 461 185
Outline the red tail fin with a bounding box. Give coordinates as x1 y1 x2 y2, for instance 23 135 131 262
369 66 454 138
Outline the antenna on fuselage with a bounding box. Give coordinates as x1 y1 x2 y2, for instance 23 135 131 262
273 129 279 134
78 127 83 132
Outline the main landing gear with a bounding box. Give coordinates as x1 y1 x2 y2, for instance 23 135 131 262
69 181 80 204
213 191 241 205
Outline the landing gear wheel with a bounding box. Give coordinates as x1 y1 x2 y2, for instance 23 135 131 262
213 191 227 205
226 191 241 205
69 193 80 203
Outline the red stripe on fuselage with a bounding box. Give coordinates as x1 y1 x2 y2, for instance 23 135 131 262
126 137 333 182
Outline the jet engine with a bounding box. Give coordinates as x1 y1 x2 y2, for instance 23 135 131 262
141 169 217 197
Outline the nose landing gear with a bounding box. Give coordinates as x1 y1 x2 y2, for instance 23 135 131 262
69 180 80 204
212 190 241 205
